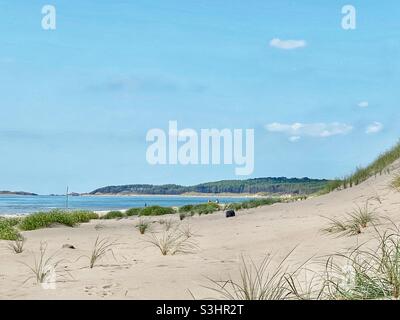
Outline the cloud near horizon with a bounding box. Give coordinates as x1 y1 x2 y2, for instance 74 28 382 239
366 122 383 134
265 122 353 141
269 38 307 50
358 101 369 108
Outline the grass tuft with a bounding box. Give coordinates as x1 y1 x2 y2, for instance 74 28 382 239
159 218 175 231
145 228 198 256
23 242 62 285
203 254 292 300
101 211 125 220
324 224 400 299
390 175 400 190
321 201 378 237
348 202 378 228
321 141 400 193
136 218 150 234
8 236 26 254
87 237 117 269
321 218 348 235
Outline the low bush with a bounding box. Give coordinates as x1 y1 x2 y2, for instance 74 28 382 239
126 208 142 216
139 206 176 216
0 218 21 240
226 198 281 211
179 203 220 216
19 210 98 231
101 211 125 220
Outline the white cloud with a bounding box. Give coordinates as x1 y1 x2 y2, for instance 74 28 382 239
269 38 306 50
265 122 353 138
289 136 301 142
366 122 383 134
358 101 369 108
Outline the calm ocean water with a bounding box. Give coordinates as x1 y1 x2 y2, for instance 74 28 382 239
0 195 249 215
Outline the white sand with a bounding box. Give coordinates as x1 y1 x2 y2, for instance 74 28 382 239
1 161 400 300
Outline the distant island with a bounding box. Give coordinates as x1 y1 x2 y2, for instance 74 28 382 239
89 177 330 196
0 190 38 196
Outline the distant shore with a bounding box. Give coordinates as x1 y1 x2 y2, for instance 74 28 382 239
82 192 269 198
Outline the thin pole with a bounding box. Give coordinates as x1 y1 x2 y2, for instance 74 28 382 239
66 186 69 209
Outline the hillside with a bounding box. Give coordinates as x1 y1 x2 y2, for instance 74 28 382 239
0 190 37 196
89 177 329 196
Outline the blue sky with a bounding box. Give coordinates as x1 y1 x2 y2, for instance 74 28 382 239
1 0 399 194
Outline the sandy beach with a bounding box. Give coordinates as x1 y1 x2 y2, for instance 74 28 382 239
0 160 399 300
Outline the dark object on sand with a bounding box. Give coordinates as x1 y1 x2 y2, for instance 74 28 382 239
225 210 236 218
62 244 76 249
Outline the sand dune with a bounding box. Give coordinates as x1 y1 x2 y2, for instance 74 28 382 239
1 161 400 299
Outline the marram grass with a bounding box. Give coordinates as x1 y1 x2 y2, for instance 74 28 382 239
321 141 400 193
321 201 378 237
18 210 99 232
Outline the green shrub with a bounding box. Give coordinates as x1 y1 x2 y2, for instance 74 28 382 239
0 218 21 240
179 205 194 213
70 210 99 223
225 203 243 211
139 206 175 216
101 210 125 220
179 203 220 216
196 203 220 215
19 209 98 231
226 198 281 211
126 208 142 216
0 217 22 227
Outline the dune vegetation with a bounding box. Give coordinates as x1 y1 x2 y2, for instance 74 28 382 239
0 217 22 240
19 210 99 231
225 198 281 211
204 221 400 300
0 210 99 239
179 203 220 216
322 141 400 193
101 210 125 220
321 201 379 237
391 175 400 190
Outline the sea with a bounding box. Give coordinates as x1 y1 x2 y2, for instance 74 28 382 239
0 195 250 216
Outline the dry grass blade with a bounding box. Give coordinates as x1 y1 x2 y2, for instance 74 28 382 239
180 224 196 239
323 223 400 300
159 218 175 231
390 174 400 190
88 237 117 268
203 252 295 300
8 236 26 254
321 217 348 236
136 218 150 234
349 202 378 228
321 201 379 238
342 220 362 237
285 272 325 300
22 242 63 284
145 228 198 256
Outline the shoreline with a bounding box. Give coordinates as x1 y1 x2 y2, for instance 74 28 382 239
81 193 270 198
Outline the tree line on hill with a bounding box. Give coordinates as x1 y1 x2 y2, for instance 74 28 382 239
89 177 329 196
